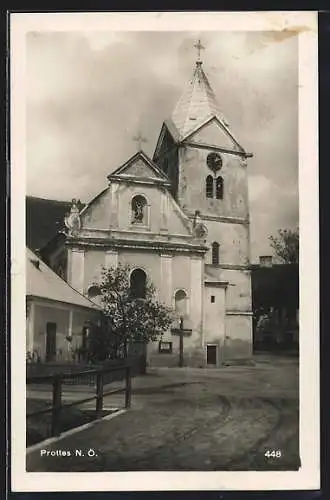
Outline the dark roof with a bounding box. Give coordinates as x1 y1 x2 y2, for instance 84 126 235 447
26 196 85 252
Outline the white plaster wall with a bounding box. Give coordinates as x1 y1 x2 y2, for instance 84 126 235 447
224 314 253 359
68 248 85 293
203 286 226 345
84 249 106 291
204 221 250 266
221 269 252 312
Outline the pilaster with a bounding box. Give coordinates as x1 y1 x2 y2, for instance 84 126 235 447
190 255 204 343
109 182 119 228
160 253 173 305
68 247 85 293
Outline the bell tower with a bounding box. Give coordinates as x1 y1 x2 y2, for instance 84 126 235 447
154 42 253 360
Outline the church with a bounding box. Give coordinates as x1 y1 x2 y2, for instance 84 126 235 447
41 44 253 368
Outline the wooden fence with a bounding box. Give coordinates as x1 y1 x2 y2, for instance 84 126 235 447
26 353 146 385
26 364 132 438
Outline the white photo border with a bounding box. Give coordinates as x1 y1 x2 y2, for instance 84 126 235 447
10 10 319 492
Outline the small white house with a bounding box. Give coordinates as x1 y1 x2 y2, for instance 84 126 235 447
26 248 101 363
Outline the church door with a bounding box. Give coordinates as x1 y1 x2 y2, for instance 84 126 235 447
206 345 217 365
46 322 57 362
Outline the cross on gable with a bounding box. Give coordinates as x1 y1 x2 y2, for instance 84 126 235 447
133 132 148 151
194 39 205 62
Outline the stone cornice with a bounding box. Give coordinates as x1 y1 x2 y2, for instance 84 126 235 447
226 310 253 316
65 237 207 255
204 281 229 288
205 263 251 271
186 212 249 226
81 227 194 240
184 141 253 159
108 175 171 188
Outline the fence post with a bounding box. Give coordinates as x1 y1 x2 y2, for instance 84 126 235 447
51 374 62 437
125 366 132 408
96 370 104 418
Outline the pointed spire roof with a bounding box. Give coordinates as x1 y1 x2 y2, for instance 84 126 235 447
170 60 229 140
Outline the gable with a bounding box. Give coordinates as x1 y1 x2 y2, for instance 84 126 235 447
122 157 162 180
183 117 244 153
80 188 111 229
108 151 170 185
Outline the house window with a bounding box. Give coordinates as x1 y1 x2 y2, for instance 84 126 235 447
216 176 224 200
211 295 215 303
211 242 220 265
131 195 148 224
175 289 188 317
130 268 147 299
206 175 214 198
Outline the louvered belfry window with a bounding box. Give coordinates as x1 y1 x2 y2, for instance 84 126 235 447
216 176 224 200
206 175 214 198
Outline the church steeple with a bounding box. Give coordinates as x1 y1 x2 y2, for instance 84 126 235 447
170 41 229 140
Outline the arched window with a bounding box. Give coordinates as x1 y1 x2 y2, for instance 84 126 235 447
175 289 188 318
212 242 220 265
216 176 224 200
130 268 147 299
131 195 147 224
206 175 214 198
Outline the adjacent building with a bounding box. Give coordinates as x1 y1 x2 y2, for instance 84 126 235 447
26 247 101 363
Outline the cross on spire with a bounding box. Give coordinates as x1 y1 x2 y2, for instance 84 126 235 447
133 131 148 151
194 39 205 63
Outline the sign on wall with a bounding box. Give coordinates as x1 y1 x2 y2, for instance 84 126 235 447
158 341 173 354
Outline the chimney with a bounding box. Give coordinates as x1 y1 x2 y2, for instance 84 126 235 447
259 255 273 268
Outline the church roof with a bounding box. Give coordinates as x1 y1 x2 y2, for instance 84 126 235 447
27 247 100 311
171 61 230 140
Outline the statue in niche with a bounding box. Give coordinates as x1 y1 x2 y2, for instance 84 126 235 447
131 195 146 224
64 199 82 236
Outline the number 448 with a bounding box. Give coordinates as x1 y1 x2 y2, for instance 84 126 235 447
264 450 282 458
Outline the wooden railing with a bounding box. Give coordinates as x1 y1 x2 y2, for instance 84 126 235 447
26 365 132 438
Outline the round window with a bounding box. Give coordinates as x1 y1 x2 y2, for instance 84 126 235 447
207 152 223 173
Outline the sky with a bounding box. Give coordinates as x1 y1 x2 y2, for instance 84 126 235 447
26 30 299 262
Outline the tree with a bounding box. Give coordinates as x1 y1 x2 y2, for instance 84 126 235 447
269 228 299 264
95 264 173 358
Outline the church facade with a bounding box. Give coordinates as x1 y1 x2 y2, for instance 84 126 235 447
44 54 253 367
